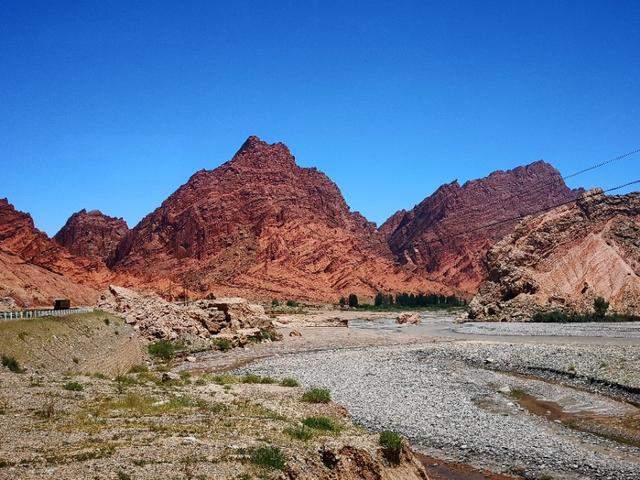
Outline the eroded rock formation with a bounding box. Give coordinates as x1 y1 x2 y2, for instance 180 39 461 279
381 161 583 293
0 198 111 307
98 285 276 345
468 190 640 320
110 136 447 301
54 209 128 262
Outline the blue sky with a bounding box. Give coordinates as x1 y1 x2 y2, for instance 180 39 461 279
2 0 639 235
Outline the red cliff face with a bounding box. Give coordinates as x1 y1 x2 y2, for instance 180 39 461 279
54 209 128 262
381 161 583 293
111 136 446 300
0 199 111 307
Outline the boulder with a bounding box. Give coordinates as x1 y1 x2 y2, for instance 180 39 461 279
396 313 421 325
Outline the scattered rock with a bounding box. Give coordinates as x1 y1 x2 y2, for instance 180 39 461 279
396 313 421 325
289 329 302 337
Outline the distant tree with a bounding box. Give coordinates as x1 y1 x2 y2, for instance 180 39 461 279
593 297 609 318
286 299 299 308
271 299 280 307
348 293 359 308
339 297 346 307
374 292 384 307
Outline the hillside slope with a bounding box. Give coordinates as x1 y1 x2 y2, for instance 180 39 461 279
469 190 640 320
381 161 582 292
111 136 447 301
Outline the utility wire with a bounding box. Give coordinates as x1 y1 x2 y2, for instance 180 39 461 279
416 179 640 249
438 147 640 218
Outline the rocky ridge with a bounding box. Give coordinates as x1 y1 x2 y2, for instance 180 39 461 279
54 209 128 262
469 190 640 320
109 136 447 301
0 198 111 307
381 161 583 293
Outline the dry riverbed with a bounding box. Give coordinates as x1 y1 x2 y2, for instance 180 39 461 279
225 311 640 480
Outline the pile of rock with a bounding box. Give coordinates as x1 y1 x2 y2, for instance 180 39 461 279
396 312 421 325
97 285 277 347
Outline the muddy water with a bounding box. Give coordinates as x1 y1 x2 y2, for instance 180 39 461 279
417 453 521 480
515 391 640 448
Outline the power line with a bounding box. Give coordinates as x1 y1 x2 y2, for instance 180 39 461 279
416 179 640 249
445 146 640 218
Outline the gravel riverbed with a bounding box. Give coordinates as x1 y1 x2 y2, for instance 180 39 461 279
455 321 640 339
239 340 640 480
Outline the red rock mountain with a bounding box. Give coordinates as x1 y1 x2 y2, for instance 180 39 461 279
110 136 446 300
54 209 128 262
381 161 583 293
0 199 111 307
469 190 640 320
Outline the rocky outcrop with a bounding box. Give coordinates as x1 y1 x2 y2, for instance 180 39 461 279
98 285 276 345
110 136 447 301
54 209 128 262
468 190 640 321
0 198 113 307
381 161 583 293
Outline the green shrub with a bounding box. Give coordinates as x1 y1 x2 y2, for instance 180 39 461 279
242 374 275 384
1 355 24 373
213 338 232 352
286 299 298 308
63 381 84 392
249 446 286 470
301 387 331 403
285 425 314 441
271 299 280 307
302 416 341 432
148 340 180 360
128 364 149 374
379 430 403 465
280 377 299 387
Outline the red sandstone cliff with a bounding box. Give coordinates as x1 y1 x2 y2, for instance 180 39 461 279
110 136 446 300
54 209 128 262
381 161 583 293
468 190 640 320
0 198 111 307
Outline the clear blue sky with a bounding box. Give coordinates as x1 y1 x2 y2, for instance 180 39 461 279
2 0 639 236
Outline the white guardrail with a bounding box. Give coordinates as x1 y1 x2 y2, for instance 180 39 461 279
0 307 94 320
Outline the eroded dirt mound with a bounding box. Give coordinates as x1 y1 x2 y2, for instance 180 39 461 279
381 161 582 293
98 285 276 344
0 310 144 375
469 190 640 320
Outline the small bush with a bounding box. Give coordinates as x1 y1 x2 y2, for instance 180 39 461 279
1 355 24 373
36 401 56 419
302 416 341 432
213 338 232 352
280 377 299 387
286 299 298 308
148 340 180 360
271 299 280 307
242 374 276 384
285 425 314 441
379 430 403 465
301 387 331 403
249 446 286 470
128 364 149 374
63 381 84 392
103 318 111 326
